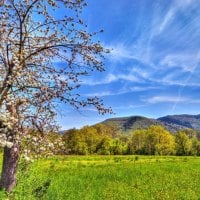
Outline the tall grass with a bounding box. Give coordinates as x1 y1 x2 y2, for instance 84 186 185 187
0 155 200 199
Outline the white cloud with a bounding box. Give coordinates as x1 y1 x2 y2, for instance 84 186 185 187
161 75 200 87
85 85 160 97
85 88 130 97
117 74 140 82
145 95 200 105
158 0 194 34
85 91 114 97
81 72 142 86
105 42 156 68
113 104 147 110
160 53 199 72
145 96 188 104
131 67 150 79
107 44 137 61
130 86 159 92
159 9 175 34
81 74 117 86
175 0 194 9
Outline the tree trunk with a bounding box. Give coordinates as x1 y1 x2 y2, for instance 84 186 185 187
0 144 19 192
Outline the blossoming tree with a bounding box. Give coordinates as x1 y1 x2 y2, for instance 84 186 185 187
0 0 111 192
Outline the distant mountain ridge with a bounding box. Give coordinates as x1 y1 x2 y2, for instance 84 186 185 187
158 114 200 131
102 114 200 133
102 116 161 132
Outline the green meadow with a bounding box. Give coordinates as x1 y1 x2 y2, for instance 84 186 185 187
1 155 200 200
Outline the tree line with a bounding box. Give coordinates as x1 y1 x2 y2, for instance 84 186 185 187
4 124 198 158
61 124 200 156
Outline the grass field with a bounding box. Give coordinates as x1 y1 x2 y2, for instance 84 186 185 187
1 155 200 199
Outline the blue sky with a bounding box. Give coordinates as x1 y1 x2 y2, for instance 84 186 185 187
57 0 200 130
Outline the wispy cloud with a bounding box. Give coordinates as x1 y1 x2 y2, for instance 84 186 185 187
160 53 199 72
85 91 115 97
158 0 194 34
143 95 200 105
171 50 200 112
81 74 117 86
159 9 175 34
144 96 188 104
81 72 143 86
107 44 137 61
160 77 200 87
85 85 160 97
130 86 160 92
113 104 147 110
85 88 131 97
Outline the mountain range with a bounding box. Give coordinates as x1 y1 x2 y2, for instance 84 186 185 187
101 114 200 133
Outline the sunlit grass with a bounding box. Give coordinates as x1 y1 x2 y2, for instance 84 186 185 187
0 155 200 199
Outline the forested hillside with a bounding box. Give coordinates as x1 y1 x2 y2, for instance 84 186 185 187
158 114 200 130
102 114 200 133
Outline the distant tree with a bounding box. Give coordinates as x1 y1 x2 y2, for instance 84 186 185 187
62 128 78 154
177 129 200 156
63 128 88 155
144 125 175 155
80 126 100 154
129 129 146 154
0 0 111 192
195 130 200 140
181 129 197 138
118 135 129 143
62 125 120 155
111 138 127 155
92 124 118 137
175 131 191 155
190 137 200 156
96 136 113 155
